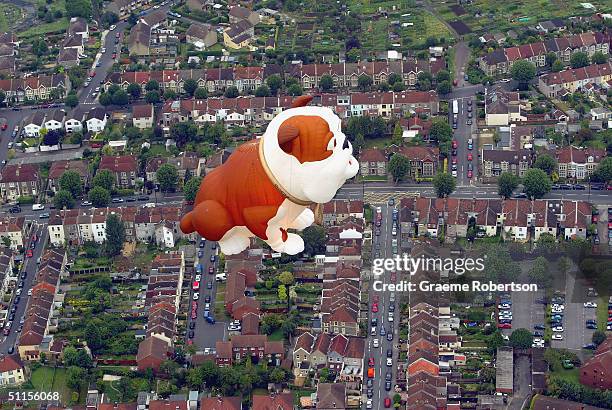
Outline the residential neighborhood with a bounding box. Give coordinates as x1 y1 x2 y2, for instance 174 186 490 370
0 0 611 409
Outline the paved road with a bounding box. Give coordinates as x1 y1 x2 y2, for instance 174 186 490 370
551 272 597 351
449 96 477 186
336 183 612 205
502 271 545 340
186 240 227 350
0 223 48 353
508 354 532 410
364 203 401 410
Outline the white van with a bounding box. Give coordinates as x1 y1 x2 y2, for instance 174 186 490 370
32 204 45 211
215 272 227 282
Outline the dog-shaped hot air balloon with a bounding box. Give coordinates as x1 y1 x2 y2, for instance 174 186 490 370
180 95 359 255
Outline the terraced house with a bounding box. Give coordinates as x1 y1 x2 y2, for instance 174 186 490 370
538 61 612 97
479 31 610 76
0 74 68 103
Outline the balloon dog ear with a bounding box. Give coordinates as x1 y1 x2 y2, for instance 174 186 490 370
291 95 313 108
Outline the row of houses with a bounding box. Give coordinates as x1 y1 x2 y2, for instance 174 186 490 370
21 107 108 138
136 252 185 372
17 249 68 361
538 61 612 97
479 31 610 76
158 91 439 129
0 74 69 102
481 145 606 181
399 197 592 242
47 205 190 248
102 57 444 96
58 17 90 68
359 146 440 179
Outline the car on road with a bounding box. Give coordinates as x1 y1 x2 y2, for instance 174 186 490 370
451 169 457 177
90 71 96 77
386 332 393 341
467 153 473 161
366 389 373 399
386 357 392 367
584 302 597 308
9 206 21 214
366 399 373 409
552 334 563 340
380 327 386 336
109 24 116 30
366 379 373 389
210 255 216 262
204 295 211 303
385 381 392 391
586 323 597 329
373 338 379 348
452 140 458 149
384 397 391 408
534 324 545 330
193 292 199 300
498 323 512 329
467 170 473 178
81 201 92 206
372 303 378 313
368 357 375 366
533 330 544 337
26 249 33 258
111 197 124 203
192 281 199 290
583 343 597 350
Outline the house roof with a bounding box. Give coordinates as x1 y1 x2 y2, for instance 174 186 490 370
0 355 23 372
186 23 214 41
252 393 294 410
0 164 38 183
133 104 154 118
199 397 242 410
316 383 346 409
136 335 170 362
359 148 386 162
99 155 138 173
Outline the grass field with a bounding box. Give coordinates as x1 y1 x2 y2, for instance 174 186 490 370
17 18 68 38
399 10 452 47
0 3 22 32
596 296 608 331
550 367 580 384
30 366 72 403
434 0 606 34
361 19 389 52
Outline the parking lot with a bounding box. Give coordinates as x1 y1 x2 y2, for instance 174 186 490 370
551 273 598 351
499 283 546 346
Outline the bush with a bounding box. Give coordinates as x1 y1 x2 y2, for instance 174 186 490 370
114 188 134 197
17 196 35 205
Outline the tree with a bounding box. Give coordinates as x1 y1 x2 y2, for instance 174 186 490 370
43 130 61 146
145 80 159 91
254 85 270 97
0 90 5 105
269 368 286 384
88 186 111 207
570 51 589 68
388 73 402 86
54 189 75 209
183 177 202 202
66 366 86 391
510 60 536 85
99 92 112 106
163 89 177 100
388 154 411 183
552 59 564 72
429 118 452 144
489 331 505 350
534 154 557 175
358 74 373 91
170 121 198 147
592 331 606 346
592 157 612 182
266 74 283 95
436 69 451 83
287 83 303 96
433 172 456 198
590 51 607 65
105 213 125 256
523 168 552 199
194 87 208 99
545 52 558 67
346 47 361 63
60 170 83 198
183 79 198 96
156 163 179 192
65 93 79 108
32 38 48 56
224 86 239 98
65 0 91 18
319 74 334 91
497 172 519 199
111 89 129 105
145 90 160 104
436 80 452 95
278 284 287 301
528 256 552 288
127 83 141 99
509 328 533 349
392 122 403 146
93 169 114 191
301 225 325 255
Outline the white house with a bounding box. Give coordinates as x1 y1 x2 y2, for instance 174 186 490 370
85 108 108 133
44 110 65 132
0 355 26 387
23 112 46 137
64 118 83 133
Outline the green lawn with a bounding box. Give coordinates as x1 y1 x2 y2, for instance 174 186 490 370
268 328 284 341
596 296 608 332
361 19 389 52
28 367 72 403
18 18 68 38
0 3 22 32
550 367 580 384
399 10 452 47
